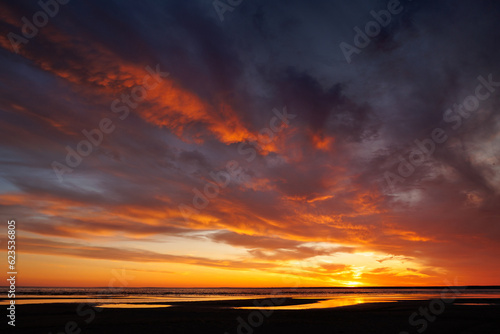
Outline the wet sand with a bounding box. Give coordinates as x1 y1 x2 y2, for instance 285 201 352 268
4 298 500 334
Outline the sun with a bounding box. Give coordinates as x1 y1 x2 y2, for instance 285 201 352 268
344 281 363 287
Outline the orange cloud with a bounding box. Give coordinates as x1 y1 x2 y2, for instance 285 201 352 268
311 132 335 151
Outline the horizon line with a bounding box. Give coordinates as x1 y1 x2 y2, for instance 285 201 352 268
2 285 500 289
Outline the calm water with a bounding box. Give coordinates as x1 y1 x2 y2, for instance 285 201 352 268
2 287 499 309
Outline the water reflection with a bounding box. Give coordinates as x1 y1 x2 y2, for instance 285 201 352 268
235 297 391 310
2 291 500 308
97 304 171 308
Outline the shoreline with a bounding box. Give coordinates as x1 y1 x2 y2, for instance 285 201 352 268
3 298 500 334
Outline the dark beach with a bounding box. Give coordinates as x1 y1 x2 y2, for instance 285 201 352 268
4 298 500 334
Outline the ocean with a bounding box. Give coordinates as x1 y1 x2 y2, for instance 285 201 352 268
3 287 500 309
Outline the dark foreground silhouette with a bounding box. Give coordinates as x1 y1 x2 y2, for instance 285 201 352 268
4 298 500 334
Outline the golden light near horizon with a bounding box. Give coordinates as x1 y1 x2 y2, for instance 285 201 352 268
344 281 363 287
5 233 440 288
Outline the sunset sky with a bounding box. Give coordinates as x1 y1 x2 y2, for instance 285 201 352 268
1 0 499 287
